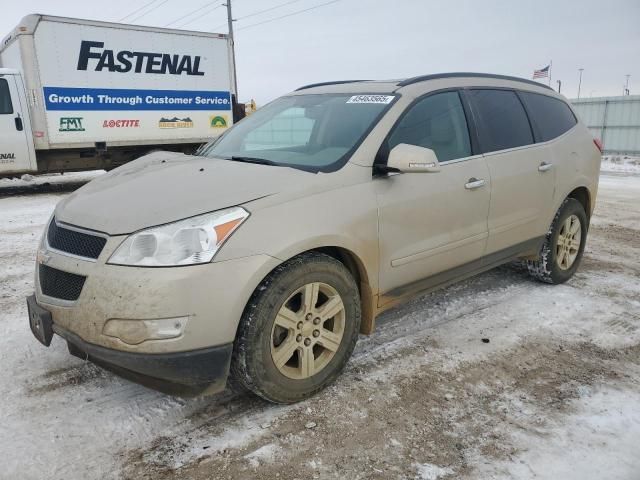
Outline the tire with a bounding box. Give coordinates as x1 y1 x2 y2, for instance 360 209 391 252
230 252 361 404
527 198 588 284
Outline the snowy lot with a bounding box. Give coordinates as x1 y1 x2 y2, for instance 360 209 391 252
1 168 639 480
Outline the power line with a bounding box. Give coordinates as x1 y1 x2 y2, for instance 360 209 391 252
211 0 335 32
236 0 306 21
175 4 225 28
164 1 220 27
128 0 171 23
210 0 301 31
237 0 341 31
119 0 161 21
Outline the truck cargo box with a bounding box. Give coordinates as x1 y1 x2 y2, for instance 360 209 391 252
0 14 235 153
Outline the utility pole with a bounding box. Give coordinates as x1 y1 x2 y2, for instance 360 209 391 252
557 80 561 93
577 68 584 99
223 0 239 98
625 74 631 95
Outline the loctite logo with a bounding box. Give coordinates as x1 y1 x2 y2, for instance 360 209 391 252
103 120 140 128
77 41 205 76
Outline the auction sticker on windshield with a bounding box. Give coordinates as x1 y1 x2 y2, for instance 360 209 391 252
346 95 395 104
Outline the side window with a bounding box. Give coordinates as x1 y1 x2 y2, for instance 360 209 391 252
0 79 14 115
468 89 533 152
387 91 471 162
244 107 315 151
519 92 577 142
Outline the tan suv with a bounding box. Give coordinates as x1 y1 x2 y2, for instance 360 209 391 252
27 73 601 403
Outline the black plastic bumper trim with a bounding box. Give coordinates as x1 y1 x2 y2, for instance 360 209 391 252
52 324 233 389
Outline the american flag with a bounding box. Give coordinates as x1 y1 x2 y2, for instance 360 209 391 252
533 65 550 79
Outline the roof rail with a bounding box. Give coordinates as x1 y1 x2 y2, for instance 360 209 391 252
397 72 553 91
295 80 370 91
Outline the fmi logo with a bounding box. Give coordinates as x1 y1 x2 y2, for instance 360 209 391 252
0 153 16 160
59 117 85 132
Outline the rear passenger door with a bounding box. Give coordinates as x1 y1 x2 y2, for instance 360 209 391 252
467 89 555 255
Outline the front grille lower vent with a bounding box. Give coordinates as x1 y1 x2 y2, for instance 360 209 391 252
39 264 87 301
47 219 106 260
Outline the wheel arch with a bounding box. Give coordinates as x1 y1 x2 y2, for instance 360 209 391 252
566 186 592 220
243 244 378 336
312 246 377 335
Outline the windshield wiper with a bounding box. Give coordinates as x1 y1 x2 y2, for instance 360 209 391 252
229 156 280 167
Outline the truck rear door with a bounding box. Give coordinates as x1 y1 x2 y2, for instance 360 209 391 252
0 75 33 175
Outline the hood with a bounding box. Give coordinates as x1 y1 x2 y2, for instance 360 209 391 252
55 152 312 235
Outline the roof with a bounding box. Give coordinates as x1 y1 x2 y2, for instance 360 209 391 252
1 14 228 54
294 72 554 94
397 72 552 90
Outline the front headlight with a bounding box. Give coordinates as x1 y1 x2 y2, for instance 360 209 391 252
108 207 249 266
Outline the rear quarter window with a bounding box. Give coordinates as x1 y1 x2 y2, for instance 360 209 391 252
468 89 534 153
0 79 14 114
519 91 577 142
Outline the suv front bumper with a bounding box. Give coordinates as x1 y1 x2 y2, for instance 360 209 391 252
29 244 280 393
27 294 233 393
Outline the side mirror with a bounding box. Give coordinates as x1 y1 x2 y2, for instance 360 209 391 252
387 143 440 173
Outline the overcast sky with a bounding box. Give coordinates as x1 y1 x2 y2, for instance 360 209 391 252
2 0 639 104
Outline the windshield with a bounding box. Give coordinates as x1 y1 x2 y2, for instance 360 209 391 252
199 93 396 172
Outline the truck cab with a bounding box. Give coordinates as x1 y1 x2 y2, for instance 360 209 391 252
0 68 36 175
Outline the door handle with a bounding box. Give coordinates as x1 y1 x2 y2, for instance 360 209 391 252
15 116 23 132
538 161 553 172
465 178 486 190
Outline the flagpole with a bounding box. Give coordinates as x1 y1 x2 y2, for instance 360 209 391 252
548 60 552 87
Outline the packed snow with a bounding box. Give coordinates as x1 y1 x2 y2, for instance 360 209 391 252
0 168 639 480
600 155 640 174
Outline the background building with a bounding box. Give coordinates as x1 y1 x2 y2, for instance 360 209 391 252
571 95 640 155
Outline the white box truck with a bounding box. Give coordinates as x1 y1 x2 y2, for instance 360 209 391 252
0 14 240 178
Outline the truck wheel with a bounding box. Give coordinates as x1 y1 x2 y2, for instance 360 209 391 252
527 198 588 284
231 252 361 404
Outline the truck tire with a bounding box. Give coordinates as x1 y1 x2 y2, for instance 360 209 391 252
527 198 588 284
230 252 361 404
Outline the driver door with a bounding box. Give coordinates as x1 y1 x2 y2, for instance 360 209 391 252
375 90 491 302
0 75 34 175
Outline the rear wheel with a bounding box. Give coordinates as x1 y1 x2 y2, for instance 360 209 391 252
527 198 588 284
231 252 361 404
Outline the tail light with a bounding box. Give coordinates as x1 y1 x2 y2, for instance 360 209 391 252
593 138 604 153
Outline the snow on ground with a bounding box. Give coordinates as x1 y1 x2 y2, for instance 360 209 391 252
0 170 639 480
414 463 455 480
481 384 640 480
0 170 105 198
0 170 105 189
601 155 640 174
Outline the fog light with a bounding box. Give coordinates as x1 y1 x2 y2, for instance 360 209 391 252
103 317 188 345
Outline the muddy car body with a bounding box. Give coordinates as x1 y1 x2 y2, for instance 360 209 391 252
28 73 601 403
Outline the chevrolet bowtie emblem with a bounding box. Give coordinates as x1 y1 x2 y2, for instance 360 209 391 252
37 250 51 265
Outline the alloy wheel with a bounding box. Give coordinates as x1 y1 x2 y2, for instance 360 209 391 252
556 214 582 270
270 282 345 379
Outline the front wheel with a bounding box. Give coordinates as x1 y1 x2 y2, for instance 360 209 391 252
230 252 361 404
527 198 588 284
